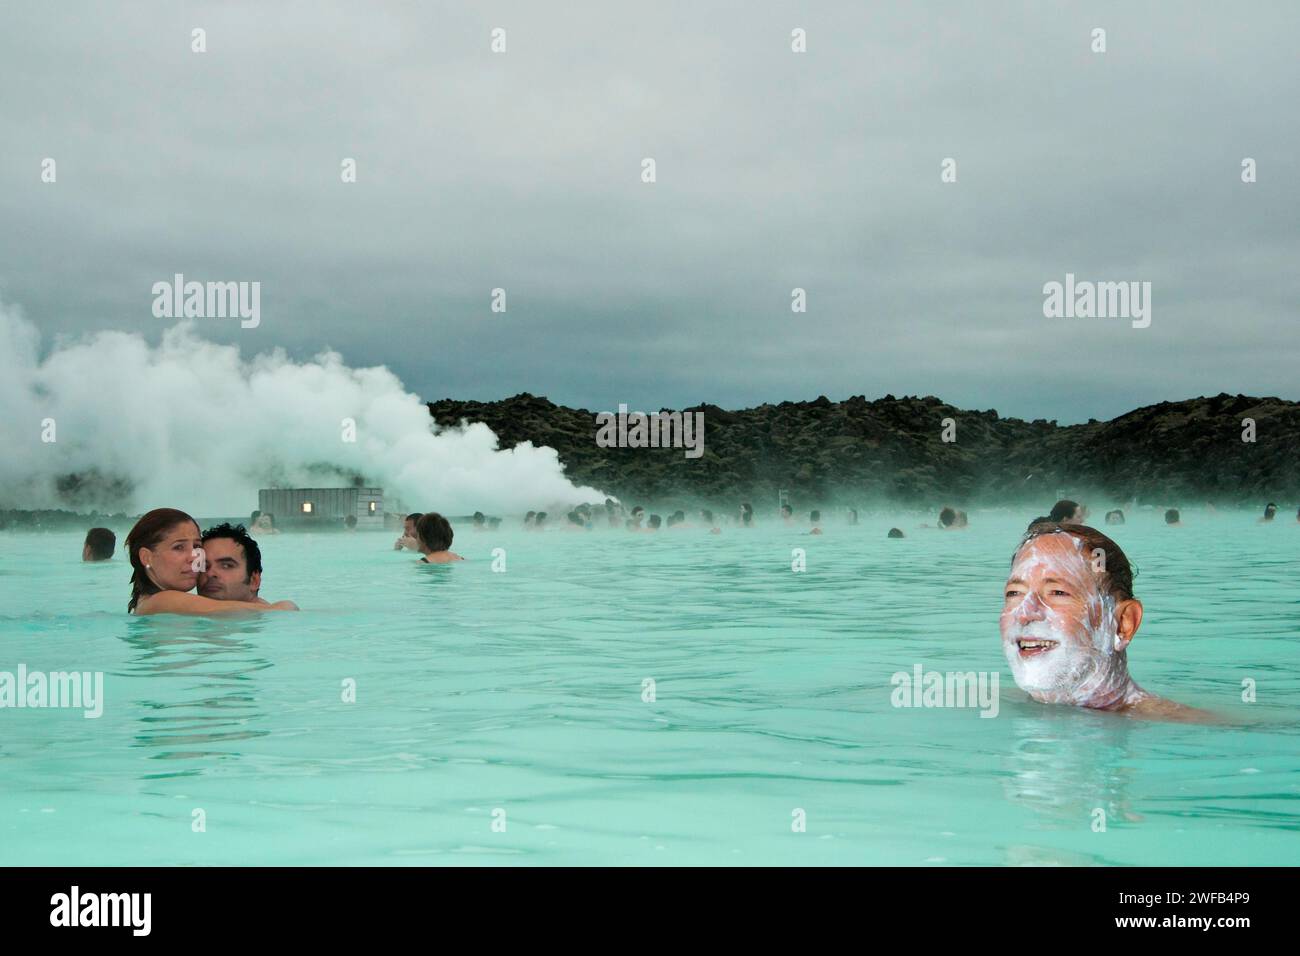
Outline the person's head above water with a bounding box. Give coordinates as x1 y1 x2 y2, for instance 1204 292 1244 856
1049 499 1086 525
82 527 116 562
939 507 957 528
1165 508 1180 525
1001 522 1146 710
1263 503 1277 521
405 513 423 537
647 514 662 530
198 523 263 602
887 527 904 538
125 508 201 612
416 512 454 554
1104 509 1125 525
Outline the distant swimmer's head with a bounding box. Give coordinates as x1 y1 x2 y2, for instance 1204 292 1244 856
535 512 547 528
416 512 454 554
473 511 486 527
524 511 536 527
1164 509 1180 525
780 504 793 521
1001 523 1142 708
126 508 201 612
887 527 904 539
740 503 753 526
1263 503 1277 521
700 509 714 526
82 527 116 562
1049 499 1086 525
344 514 357 530
939 507 957 528
647 514 662 530
1104 509 1125 526
198 523 262 602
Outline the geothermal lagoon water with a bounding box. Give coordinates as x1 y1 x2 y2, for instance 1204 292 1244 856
1 510 1296 865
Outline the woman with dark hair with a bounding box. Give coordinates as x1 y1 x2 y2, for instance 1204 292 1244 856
126 508 296 615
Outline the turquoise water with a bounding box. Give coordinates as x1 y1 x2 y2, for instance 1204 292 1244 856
1 510 1297 865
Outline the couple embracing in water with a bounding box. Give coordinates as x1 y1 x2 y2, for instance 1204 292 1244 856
125 508 298 616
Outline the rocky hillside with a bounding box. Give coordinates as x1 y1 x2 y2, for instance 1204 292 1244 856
427 392 1300 507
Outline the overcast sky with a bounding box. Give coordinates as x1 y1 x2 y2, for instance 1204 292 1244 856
2 0 1297 424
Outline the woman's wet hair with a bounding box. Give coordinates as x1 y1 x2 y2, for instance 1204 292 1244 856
1164 508 1180 525
125 508 198 612
1013 521 1136 602
416 512 454 552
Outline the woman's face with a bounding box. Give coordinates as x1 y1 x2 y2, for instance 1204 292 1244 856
140 521 203 592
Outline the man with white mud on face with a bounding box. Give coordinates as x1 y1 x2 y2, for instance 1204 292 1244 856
1000 523 1213 722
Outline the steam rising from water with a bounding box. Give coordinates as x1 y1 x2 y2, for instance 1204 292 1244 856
0 302 605 516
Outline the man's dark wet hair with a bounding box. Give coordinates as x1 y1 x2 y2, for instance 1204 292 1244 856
939 507 957 527
416 512 454 552
1104 509 1125 525
1164 509 1180 525
84 527 116 561
647 514 662 529
344 514 357 528
887 527 904 538
201 523 262 578
1049 499 1081 522
1013 522 1136 602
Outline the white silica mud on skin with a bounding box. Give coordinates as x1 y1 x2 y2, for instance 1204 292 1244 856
1001 532 1147 709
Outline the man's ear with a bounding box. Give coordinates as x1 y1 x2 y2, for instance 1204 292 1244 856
249 571 262 595
1114 598 1143 651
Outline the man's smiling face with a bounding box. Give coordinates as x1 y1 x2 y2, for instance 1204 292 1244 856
198 536 260 602
1000 532 1128 704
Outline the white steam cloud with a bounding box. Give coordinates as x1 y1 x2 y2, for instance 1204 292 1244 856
0 300 606 516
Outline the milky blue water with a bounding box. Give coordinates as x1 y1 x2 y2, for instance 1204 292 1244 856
1 510 1297 865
